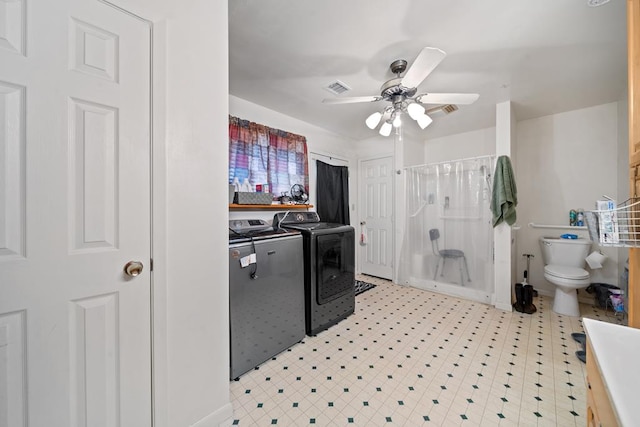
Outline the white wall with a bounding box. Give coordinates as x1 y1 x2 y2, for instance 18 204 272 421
403 134 425 168
516 102 621 297
424 127 496 163
355 135 394 159
148 2 232 426
166 4 231 426
494 101 517 312
395 133 428 282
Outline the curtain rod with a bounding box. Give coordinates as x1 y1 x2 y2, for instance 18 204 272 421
310 151 349 163
404 154 496 170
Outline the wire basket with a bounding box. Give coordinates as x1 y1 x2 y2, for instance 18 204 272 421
585 198 640 247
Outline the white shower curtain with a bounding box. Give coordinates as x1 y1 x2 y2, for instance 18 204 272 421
399 156 495 303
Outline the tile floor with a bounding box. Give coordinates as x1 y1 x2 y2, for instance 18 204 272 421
230 275 625 426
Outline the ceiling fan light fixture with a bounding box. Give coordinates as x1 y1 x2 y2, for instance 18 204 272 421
417 114 433 129
365 111 383 129
379 121 393 137
321 46 480 137
407 102 425 120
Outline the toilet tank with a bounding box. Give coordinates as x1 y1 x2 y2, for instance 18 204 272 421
539 237 592 267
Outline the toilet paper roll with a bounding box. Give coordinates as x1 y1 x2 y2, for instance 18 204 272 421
586 251 607 269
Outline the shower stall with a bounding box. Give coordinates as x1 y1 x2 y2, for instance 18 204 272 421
399 155 495 303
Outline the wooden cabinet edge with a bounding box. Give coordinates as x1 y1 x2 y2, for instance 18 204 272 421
586 341 619 427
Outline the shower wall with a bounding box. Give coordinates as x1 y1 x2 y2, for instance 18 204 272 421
399 156 495 303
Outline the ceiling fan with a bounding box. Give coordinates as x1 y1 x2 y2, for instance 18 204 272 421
322 47 479 136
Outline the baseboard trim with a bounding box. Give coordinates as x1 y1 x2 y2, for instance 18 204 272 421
191 402 234 427
495 302 513 312
535 288 554 298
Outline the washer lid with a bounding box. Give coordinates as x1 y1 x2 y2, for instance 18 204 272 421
544 264 590 280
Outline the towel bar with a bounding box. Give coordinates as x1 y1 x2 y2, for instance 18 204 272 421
528 222 587 230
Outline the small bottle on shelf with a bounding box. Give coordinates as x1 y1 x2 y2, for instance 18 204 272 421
241 178 252 192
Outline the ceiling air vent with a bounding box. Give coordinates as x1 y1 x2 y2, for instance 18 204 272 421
324 80 352 95
441 104 458 114
426 104 459 117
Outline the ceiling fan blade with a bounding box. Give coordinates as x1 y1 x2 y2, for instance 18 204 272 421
417 93 480 105
400 47 446 89
322 96 381 104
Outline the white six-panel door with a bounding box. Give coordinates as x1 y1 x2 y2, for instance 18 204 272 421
0 0 152 425
359 156 393 280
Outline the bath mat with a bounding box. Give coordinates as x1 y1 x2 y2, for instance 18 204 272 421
355 280 376 296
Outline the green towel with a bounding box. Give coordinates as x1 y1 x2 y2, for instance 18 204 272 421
491 155 517 227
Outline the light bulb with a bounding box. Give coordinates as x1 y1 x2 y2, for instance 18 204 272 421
379 121 392 137
365 111 382 129
407 103 426 120
417 114 433 129
392 114 402 128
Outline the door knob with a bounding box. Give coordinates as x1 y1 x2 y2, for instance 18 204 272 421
124 261 144 277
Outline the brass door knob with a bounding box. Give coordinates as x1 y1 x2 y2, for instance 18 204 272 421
124 261 144 277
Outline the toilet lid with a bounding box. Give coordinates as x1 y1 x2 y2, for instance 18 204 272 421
545 264 590 280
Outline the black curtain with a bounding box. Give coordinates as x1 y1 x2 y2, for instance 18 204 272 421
316 160 350 225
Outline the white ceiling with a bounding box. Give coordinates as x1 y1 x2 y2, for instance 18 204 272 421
228 0 627 141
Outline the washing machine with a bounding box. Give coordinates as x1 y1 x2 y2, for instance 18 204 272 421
228 219 305 379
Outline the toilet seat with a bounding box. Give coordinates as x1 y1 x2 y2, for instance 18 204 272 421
544 264 589 280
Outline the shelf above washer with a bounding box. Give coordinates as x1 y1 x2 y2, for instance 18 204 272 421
229 204 313 210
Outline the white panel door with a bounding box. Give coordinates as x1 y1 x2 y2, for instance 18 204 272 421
359 156 393 279
0 0 151 425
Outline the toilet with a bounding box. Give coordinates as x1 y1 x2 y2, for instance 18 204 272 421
539 236 592 316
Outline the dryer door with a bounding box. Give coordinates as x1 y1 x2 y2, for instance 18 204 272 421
315 230 355 304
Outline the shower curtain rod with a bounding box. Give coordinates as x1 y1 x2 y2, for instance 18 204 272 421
310 151 349 164
404 154 496 170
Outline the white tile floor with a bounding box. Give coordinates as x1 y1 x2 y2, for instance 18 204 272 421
230 275 625 426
